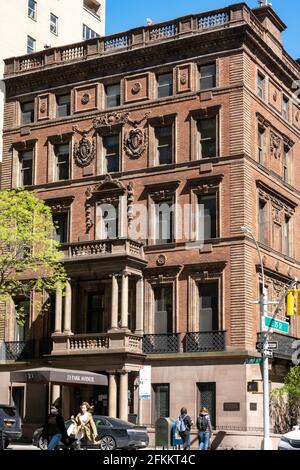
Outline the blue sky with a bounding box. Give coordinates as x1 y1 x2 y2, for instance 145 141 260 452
106 0 299 60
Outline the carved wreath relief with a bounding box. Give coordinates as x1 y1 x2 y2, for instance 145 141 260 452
73 132 96 167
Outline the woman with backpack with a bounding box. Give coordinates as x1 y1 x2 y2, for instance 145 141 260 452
177 407 193 450
197 407 213 450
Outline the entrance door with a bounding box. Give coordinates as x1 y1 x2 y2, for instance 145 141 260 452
197 382 216 428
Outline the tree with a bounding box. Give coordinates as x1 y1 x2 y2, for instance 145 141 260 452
271 365 300 433
0 189 67 324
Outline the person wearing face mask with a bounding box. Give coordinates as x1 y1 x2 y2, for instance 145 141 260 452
70 402 99 449
42 404 69 450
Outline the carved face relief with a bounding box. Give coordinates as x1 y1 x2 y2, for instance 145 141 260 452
73 135 96 167
270 132 282 160
124 128 147 159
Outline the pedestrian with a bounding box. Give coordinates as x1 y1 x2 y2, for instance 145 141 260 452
197 407 213 450
71 401 100 449
176 407 193 450
42 404 69 451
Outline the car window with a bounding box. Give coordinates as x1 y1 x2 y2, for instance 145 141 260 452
95 418 112 427
0 407 17 418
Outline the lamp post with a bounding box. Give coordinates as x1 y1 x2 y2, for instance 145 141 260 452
241 226 272 450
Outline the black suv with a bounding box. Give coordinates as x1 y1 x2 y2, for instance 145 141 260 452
0 405 22 449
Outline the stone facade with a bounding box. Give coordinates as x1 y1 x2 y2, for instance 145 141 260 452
1 3 300 449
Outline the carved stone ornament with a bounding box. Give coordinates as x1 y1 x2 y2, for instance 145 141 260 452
93 112 129 128
85 187 93 233
270 132 282 159
273 91 278 102
81 93 90 105
180 73 187 85
157 254 167 266
132 82 142 94
73 132 96 167
296 112 299 123
127 182 134 228
124 128 148 159
40 102 46 114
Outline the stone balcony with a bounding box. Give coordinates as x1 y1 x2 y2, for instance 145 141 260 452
5 3 291 78
60 238 145 262
51 331 143 356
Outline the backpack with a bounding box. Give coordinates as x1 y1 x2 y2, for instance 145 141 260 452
176 416 187 433
197 415 208 432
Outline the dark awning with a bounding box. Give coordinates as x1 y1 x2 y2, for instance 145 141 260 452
10 367 107 386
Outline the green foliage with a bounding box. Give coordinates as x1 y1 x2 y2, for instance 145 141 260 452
271 365 300 432
0 189 67 323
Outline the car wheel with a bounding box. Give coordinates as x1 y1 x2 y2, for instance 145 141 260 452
38 436 48 450
98 436 116 450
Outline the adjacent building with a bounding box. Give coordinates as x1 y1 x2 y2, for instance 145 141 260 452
0 2 300 449
0 0 106 160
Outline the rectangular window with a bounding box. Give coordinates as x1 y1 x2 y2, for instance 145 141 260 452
199 64 216 90
20 150 33 187
52 212 68 244
83 24 99 40
84 0 101 16
259 200 267 244
198 282 219 331
100 203 119 239
197 117 217 158
282 96 289 121
28 0 37 20
197 383 216 428
54 143 70 181
56 94 71 117
283 149 289 183
257 72 265 99
258 127 265 164
152 384 170 423
153 285 173 334
155 125 173 165
103 135 120 173
87 293 106 333
198 194 217 240
283 216 290 256
157 73 173 98
50 13 58 35
21 101 34 125
27 35 36 54
105 84 121 108
14 299 30 342
155 200 174 244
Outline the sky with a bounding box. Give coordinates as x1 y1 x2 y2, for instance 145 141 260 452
105 0 299 60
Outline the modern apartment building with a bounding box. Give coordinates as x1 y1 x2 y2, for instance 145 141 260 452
0 0 106 160
0 3 300 449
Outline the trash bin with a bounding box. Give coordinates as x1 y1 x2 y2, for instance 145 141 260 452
155 417 175 449
171 420 183 449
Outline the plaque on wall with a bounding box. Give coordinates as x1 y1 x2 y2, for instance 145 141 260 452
250 403 257 411
223 402 240 412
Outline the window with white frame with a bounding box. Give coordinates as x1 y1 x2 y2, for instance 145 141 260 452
283 215 290 256
258 126 265 164
153 285 173 334
103 135 120 173
199 63 216 90
198 282 219 331
54 143 70 181
21 101 35 125
83 24 99 40
27 35 36 54
197 117 217 159
105 83 121 108
282 95 289 121
155 125 173 165
98 202 119 239
198 194 217 241
157 73 173 98
19 150 33 187
50 13 58 35
283 147 289 183
52 212 69 244
155 200 174 244
257 72 265 99
28 0 37 20
56 94 71 117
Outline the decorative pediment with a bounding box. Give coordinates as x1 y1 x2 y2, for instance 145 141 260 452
45 196 74 213
144 180 180 201
12 139 37 151
188 261 227 279
257 180 297 214
47 132 73 144
94 174 127 195
187 174 224 193
189 105 221 120
144 265 183 282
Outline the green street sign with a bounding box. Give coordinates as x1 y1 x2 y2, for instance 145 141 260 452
264 316 289 334
245 357 263 365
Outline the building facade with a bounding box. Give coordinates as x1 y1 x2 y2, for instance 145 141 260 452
0 0 106 159
1 3 300 449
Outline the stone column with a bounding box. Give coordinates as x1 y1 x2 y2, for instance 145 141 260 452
51 385 61 407
111 275 119 330
108 372 117 418
135 277 144 335
121 272 129 329
119 371 128 421
63 280 72 334
54 286 62 334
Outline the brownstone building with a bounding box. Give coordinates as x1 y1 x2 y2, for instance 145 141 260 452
1 2 300 449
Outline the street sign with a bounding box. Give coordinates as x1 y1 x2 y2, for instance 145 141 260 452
263 316 289 334
267 341 278 350
256 342 264 350
245 357 263 365
262 349 273 359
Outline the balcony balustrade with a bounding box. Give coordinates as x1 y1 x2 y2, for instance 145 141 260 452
185 331 226 353
60 238 144 261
